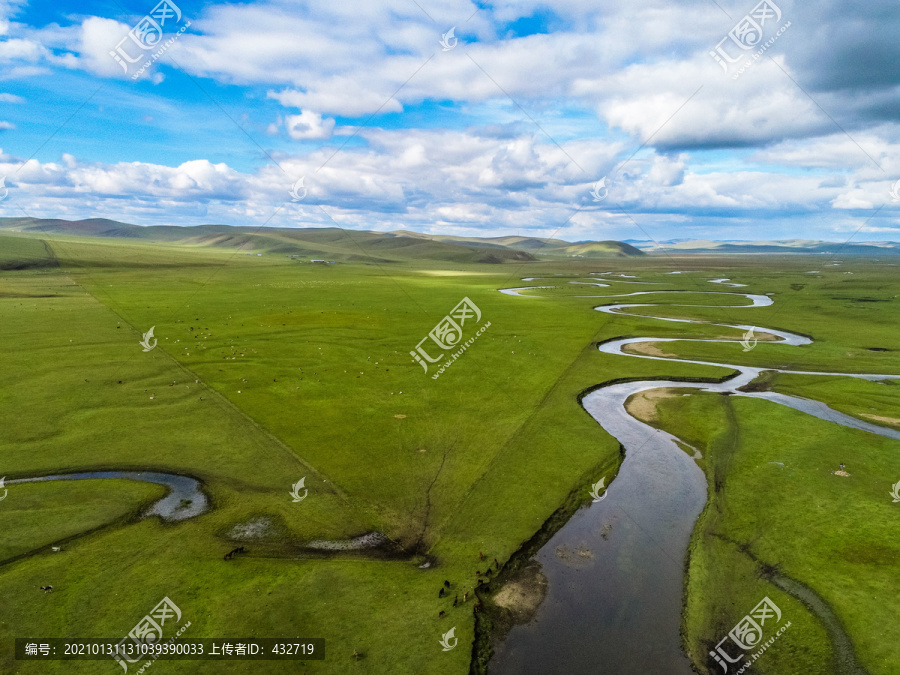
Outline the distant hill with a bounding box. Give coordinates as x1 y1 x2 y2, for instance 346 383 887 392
560 241 645 257
0 218 644 263
624 238 900 255
389 230 643 258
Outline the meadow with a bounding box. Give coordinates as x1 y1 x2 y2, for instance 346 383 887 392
0 230 898 674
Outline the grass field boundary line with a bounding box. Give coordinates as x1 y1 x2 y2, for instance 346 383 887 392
426 315 617 548
0 489 167 571
428 287 724 547
43 262 394 535
132 354 401 541
430 285 777 559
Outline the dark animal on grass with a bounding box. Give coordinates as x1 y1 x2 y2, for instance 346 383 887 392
40 586 53 592
452 596 458 607
439 587 445 598
479 551 484 561
438 611 445 618
444 580 450 588
224 547 246 561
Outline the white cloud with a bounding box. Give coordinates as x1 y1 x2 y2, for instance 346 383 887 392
78 16 134 77
284 110 335 140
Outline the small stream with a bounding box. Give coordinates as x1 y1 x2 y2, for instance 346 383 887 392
7 471 209 521
490 277 899 674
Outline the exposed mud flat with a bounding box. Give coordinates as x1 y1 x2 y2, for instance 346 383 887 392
622 341 678 358
861 413 900 427
227 517 276 540
624 387 682 422
307 532 389 551
493 563 549 624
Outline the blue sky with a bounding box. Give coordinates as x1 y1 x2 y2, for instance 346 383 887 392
1 0 899 241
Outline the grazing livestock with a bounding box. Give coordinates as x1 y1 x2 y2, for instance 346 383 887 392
452 596 458 607
443 580 450 588
224 546 247 561
40 586 53 592
438 611 445 618
438 587 445 598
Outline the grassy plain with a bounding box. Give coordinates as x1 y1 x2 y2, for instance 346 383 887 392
1 232 898 674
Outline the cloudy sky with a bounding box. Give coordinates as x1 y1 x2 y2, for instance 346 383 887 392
1 0 899 241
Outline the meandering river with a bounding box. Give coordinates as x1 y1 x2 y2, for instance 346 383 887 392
490 276 899 674
7 471 209 521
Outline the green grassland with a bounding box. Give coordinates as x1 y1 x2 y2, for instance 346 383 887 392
653 392 900 675
1 230 898 673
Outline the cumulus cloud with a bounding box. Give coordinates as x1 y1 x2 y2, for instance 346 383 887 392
3 119 897 242
284 110 335 140
78 16 137 77
1 0 899 239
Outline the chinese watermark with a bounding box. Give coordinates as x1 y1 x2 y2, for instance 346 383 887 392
589 477 607 502
289 176 307 202
740 327 757 352
709 1 790 80
109 1 190 80
140 326 157 352
439 627 458 651
440 27 458 51
409 297 489 380
112 596 189 673
890 179 900 202
290 477 308 503
590 177 608 202
890 480 900 503
709 596 790 673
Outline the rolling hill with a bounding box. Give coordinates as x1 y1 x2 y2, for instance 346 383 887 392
623 238 900 255
0 218 644 263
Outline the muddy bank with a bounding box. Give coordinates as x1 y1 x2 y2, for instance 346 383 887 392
470 448 625 675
